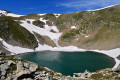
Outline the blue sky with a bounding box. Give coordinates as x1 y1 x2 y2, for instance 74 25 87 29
0 0 120 15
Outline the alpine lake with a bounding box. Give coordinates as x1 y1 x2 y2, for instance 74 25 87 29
17 51 115 76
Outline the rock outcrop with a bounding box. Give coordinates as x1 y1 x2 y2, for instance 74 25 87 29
73 70 92 79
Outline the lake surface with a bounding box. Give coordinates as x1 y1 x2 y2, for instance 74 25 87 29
17 51 115 76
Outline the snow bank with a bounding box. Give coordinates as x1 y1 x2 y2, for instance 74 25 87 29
6 13 23 17
0 38 33 54
20 19 62 41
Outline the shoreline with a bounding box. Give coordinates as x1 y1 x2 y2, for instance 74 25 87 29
0 38 120 69
14 45 120 69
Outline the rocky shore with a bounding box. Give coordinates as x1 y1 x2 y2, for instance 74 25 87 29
0 51 120 80
0 51 77 80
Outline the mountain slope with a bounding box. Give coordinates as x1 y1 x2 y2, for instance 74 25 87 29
56 5 120 50
0 11 61 53
0 16 37 49
0 5 120 53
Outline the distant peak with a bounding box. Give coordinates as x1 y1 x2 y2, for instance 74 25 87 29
1 10 12 13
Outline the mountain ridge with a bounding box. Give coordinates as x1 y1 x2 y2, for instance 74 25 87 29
0 4 119 15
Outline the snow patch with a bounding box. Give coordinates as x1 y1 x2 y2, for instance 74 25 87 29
0 38 33 54
71 26 76 29
38 14 46 16
0 10 23 17
85 35 89 38
54 14 61 18
20 19 62 47
40 18 48 23
0 10 7 16
6 13 23 17
40 18 59 32
51 26 59 33
113 59 120 69
38 13 61 18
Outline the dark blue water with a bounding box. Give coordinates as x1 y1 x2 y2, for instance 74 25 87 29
17 51 115 76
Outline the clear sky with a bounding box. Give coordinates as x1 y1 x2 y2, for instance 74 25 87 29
0 0 120 15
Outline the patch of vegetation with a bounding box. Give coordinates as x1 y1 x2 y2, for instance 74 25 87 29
34 32 45 45
27 20 31 24
62 29 79 41
42 13 56 21
50 29 56 33
33 20 45 28
62 26 88 42
90 73 103 79
7 63 17 73
118 77 120 80
34 32 56 47
46 20 52 26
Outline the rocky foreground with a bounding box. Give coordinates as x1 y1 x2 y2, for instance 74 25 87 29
0 51 120 80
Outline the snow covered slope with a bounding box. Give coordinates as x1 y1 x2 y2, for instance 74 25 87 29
0 10 23 17
0 10 62 51
6 13 23 17
20 18 62 46
0 16 62 54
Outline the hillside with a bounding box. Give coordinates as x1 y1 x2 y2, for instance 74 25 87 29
0 16 37 49
56 5 120 50
0 5 120 53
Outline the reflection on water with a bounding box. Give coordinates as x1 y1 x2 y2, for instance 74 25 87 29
35 51 61 62
18 51 115 76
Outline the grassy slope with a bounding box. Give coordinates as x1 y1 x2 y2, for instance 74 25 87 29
0 13 57 50
0 16 37 49
56 5 120 50
34 32 56 47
